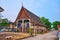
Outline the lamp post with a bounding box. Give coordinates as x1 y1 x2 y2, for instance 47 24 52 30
0 7 4 12
0 7 4 23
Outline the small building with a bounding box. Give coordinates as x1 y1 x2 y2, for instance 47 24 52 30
13 6 46 33
8 22 14 29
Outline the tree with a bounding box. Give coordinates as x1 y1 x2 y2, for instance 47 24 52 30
52 21 60 30
40 17 51 29
0 18 8 26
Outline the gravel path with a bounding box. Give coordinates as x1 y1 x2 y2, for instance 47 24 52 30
22 31 58 40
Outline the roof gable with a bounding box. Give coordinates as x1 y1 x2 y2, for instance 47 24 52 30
15 6 30 23
16 7 29 19
15 6 46 26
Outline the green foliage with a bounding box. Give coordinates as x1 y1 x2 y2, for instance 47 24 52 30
14 30 19 32
52 21 60 30
0 18 8 26
40 17 51 29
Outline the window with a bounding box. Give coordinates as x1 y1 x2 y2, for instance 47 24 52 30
33 24 35 26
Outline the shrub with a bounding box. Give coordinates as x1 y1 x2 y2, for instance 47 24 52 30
28 28 33 36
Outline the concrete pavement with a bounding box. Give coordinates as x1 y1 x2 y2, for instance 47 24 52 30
22 31 58 40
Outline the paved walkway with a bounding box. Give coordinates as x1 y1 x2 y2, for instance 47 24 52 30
22 31 58 40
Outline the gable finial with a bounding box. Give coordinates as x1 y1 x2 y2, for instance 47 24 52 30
21 1 24 7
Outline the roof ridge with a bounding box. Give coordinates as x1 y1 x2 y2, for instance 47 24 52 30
24 8 40 18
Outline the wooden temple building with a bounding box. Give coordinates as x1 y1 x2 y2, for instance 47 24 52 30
10 6 47 33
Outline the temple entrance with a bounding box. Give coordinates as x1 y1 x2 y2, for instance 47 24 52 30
24 20 29 28
17 20 30 32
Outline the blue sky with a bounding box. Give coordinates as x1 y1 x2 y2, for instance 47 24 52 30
0 0 60 22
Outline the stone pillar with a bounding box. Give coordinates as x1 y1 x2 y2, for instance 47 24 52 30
22 19 24 32
24 22 26 32
34 27 36 35
35 26 38 34
29 19 31 28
